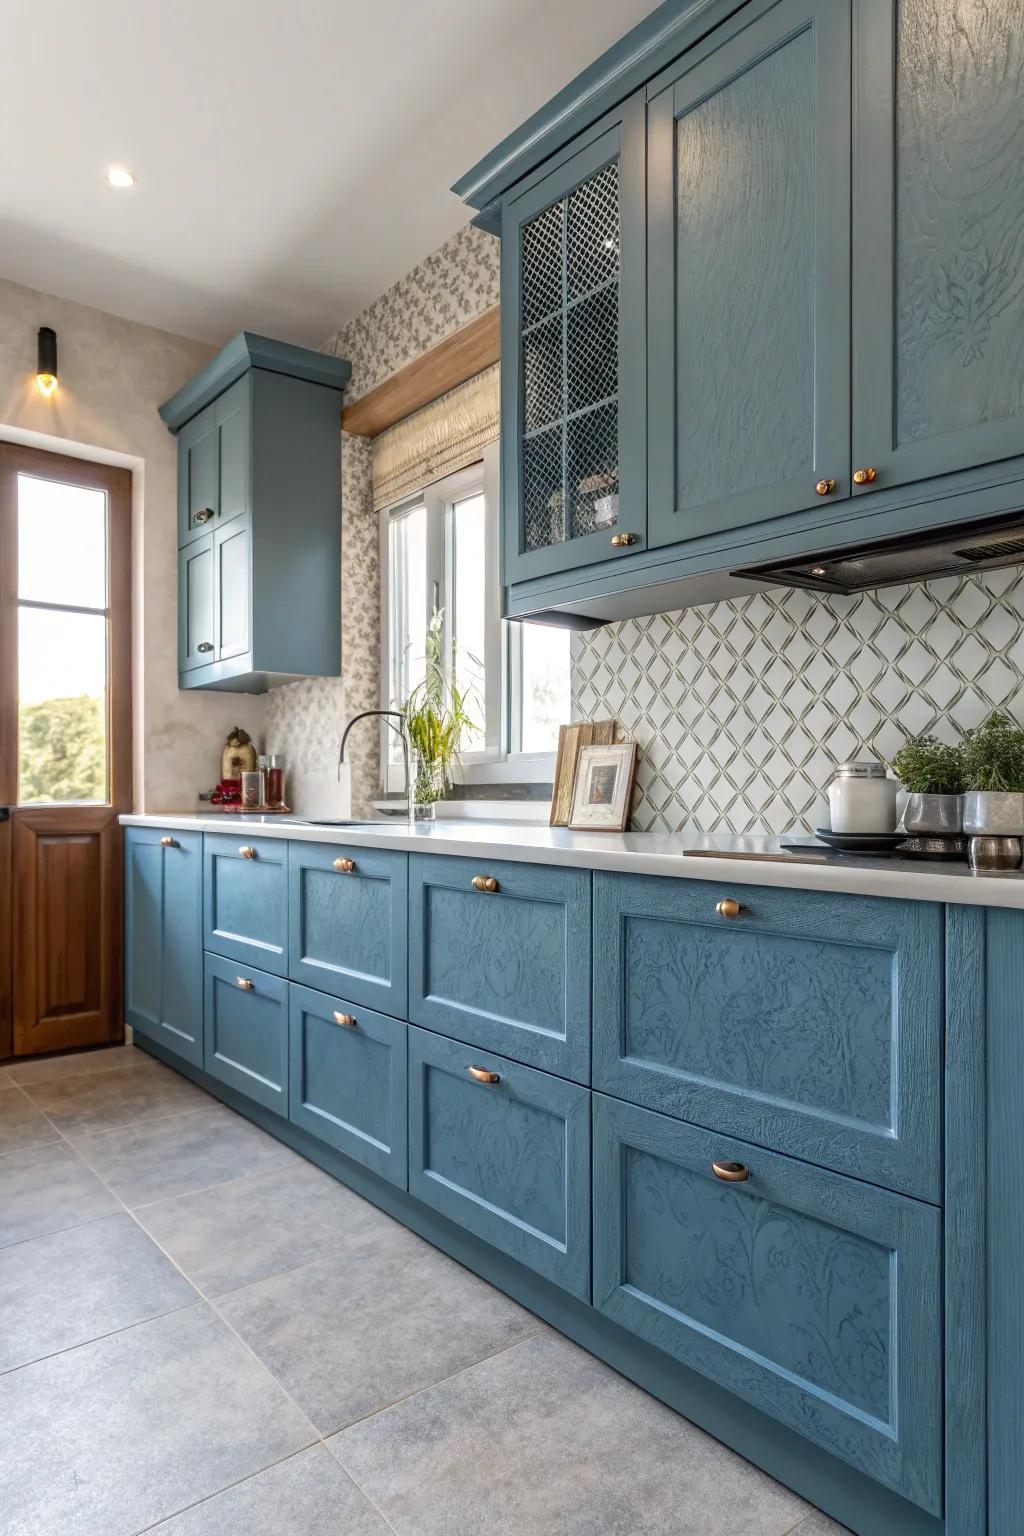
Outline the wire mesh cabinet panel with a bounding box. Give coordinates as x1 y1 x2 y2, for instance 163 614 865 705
501 94 646 586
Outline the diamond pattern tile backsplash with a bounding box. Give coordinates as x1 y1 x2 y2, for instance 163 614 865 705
570 569 1024 834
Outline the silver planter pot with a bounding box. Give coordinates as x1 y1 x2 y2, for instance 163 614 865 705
902 792 963 835
962 790 1024 836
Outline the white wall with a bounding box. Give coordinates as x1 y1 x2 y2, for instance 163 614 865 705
0 277 264 809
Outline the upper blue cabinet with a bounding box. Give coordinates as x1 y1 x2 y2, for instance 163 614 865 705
160 334 351 693
457 0 1024 623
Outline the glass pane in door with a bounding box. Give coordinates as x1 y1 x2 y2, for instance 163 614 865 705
451 492 487 752
18 475 107 607
18 608 108 804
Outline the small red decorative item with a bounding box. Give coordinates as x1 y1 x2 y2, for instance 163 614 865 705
210 778 242 806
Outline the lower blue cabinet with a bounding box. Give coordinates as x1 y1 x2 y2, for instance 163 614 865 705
289 982 408 1187
592 1094 942 1514
289 842 408 1016
125 827 203 1068
204 833 288 975
204 953 288 1113
408 1025 591 1299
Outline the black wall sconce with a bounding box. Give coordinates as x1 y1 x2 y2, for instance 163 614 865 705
37 326 58 397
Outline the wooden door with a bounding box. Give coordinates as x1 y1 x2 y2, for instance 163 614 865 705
0 442 131 1057
501 93 647 585
647 0 851 546
853 0 1024 498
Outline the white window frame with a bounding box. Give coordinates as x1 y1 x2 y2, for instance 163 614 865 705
379 443 562 791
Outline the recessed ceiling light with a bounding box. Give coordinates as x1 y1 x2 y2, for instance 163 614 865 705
105 165 136 189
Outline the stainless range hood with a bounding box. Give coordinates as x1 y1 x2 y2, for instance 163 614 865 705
736 511 1024 594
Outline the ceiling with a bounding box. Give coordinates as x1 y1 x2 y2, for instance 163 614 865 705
0 0 657 348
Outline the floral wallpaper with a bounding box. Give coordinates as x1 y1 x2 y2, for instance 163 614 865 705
264 223 500 812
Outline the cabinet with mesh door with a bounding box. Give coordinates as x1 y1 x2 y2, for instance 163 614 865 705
500 94 646 586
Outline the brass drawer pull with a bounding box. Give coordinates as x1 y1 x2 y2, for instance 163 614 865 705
468 1065 501 1084
712 1160 750 1183
814 478 836 496
610 532 637 548
471 875 500 893
239 845 256 860
192 507 215 524
333 1011 357 1028
159 836 178 848
715 898 743 919
236 976 255 991
333 857 356 873
852 467 878 486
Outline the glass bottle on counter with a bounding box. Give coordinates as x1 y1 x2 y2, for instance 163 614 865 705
266 755 287 809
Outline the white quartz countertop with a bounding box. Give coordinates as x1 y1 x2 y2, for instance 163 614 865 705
119 814 1024 910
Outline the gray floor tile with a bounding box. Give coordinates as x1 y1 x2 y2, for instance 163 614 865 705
329 1332 810 1536
0 1212 197 1372
219 1220 542 1433
2 1043 148 1087
0 1089 60 1156
789 1514 854 1536
21 1059 211 1138
74 1103 300 1208
0 1302 315 1536
143 1445 391 1535
0 1143 119 1249
137 1160 394 1296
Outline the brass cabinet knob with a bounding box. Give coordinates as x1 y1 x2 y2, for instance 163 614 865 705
471 875 500 893
159 836 178 848
468 1065 501 1084
239 845 256 860
715 898 743 919
333 857 356 873
197 642 214 653
333 1011 357 1028
852 467 878 485
610 532 637 548
192 507 215 524
236 976 254 991
712 1160 750 1182
814 478 836 496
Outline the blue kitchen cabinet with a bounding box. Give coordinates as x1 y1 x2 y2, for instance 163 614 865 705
408 853 590 1082
204 833 288 976
161 333 351 693
204 952 288 1113
125 827 203 1068
647 0 850 546
501 92 646 586
593 872 942 1200
592 1093 942 1514
289 982 408 1187
289 842 408 1016
408 1025 591 1299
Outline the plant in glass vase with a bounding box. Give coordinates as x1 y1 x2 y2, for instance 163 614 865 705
960 711 1024 835
401 608 478 814
890 734 964 834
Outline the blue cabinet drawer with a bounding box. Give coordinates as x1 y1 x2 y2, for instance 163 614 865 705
593 873 941 1200
289 842 407 1016
204 953 288 1114
408 854 590 1082
408 1025 590 1298
289 982 407 1188
593 1094 941 1514
125 827 203 1068
204 833 288 975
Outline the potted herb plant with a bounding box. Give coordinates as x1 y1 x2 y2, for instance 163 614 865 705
890 734 964 834
401 608 478 814
960 711 1024 835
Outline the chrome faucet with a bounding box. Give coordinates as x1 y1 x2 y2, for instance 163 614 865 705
338 710 415 827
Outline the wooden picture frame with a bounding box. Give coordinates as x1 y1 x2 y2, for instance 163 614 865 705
568 741 638 831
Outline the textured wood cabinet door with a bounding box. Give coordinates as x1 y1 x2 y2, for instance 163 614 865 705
408 1026 591 1297
289 982 408 1186
125 828 203 1067
647 0 850 546
289 842 408 1016
593 1094 942 1514
177 402 220 547
501 92 646 584
204 953 288 1113
853 0 1024 495
178 535 216 673
204 833 288 975
214 520 250 663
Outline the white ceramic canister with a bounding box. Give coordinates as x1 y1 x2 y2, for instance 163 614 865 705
827 761 899 834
